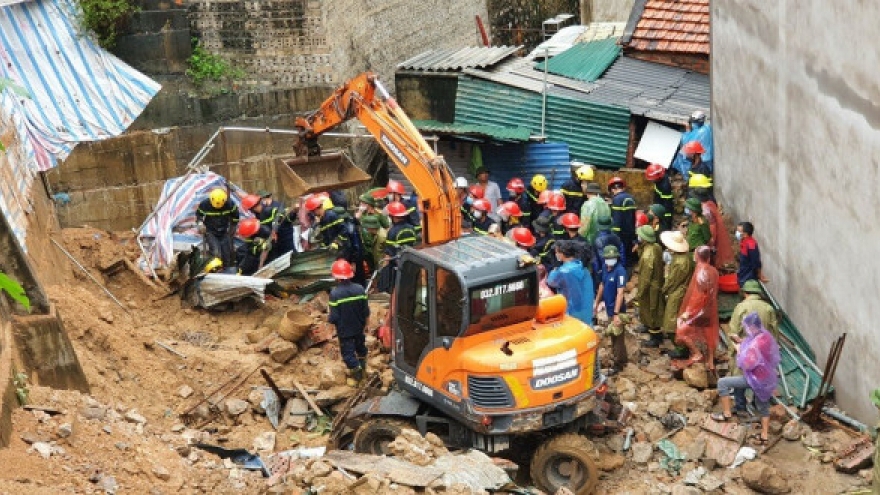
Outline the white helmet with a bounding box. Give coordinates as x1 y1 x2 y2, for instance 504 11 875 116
454 177 468 188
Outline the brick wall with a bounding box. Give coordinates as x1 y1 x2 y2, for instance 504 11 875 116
625 50 710 74
189 0 488 90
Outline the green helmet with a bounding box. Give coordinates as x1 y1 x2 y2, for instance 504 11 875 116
602 245 620 259
741 279 763 295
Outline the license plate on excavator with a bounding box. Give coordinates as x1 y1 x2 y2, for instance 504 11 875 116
275 153 371 198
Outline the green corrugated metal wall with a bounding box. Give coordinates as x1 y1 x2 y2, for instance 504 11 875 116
454 76 630 168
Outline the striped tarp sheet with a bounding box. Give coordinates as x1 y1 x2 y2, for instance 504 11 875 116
139 172 248 270
0 0 159 249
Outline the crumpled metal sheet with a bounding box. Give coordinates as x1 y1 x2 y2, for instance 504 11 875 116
196 273 273 308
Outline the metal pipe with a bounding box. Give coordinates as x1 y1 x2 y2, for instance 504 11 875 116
51 238 130 314
777 363 793 405
219 126 375 139
822 407 868 433
780 345 811 408
771 396 801 421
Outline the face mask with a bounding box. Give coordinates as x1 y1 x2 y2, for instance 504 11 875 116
499 212 510 222
605 258 618 267
735 231 743 241
507 189 516 197
464 196 473 206
684 207 691 216
473 210 483 219
663 251 672 265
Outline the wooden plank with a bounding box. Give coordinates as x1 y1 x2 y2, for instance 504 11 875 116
293 380 323 416
324 450 443 487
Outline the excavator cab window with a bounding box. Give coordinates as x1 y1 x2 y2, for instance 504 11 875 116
435 267 464 338
465 274 537 336
396 261 432 371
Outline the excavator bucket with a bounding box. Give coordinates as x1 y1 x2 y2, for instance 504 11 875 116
275 153 371 198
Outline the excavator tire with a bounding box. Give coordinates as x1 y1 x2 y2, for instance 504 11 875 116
352 417 415 456
530 433 599 495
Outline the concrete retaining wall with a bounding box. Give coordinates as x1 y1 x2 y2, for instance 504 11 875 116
712 0 880 422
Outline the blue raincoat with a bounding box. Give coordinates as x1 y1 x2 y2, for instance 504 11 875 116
547 259 594 324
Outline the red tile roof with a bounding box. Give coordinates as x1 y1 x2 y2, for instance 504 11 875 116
625 0 710 55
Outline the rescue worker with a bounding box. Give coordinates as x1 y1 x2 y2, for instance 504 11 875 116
506 178 531 227
496 201 523 234
547 192 567 238
386 180 420 233
328 259 370 387
305 195 347 253
378 201 419 293
355 189 390 230
196 187 239 269
241 193 296 262
470 198 497 235
692 187 734 269
727 279 779 380
526 174 548 225
558 213 592 268
609 177 637 276
454 177 474 230
235 217 270 276
736 221 767 287
359 214 387 277
547 240 594 324
635 225 666 347
594 245 628 373
689 111 713 173
684 197 711 252
645 163 674 231
680 140 707 178
560 162 593 214
645 204 667 234
579 182 609 245
510 226 536 251
531 216 556 272
659 230 694 347
592 215 625 295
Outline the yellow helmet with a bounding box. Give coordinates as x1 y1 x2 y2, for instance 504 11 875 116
688 173 713 189
209 188 227 209
575 165 595 181
203 257 223 273
531 174 548 193
322 197 334 210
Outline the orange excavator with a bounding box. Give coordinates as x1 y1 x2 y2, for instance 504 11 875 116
293 72 618 494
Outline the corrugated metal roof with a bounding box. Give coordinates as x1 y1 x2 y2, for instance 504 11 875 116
412 119 531 142
534 38 622 83
397 46 522 72
455 76 629 169
587 56 709 124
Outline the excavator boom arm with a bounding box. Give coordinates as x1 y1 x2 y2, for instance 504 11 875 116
294 72 460 244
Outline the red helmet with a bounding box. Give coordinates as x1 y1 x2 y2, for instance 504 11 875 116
386 180 406 195
330 259 354 280
500 201 522 217
304 195 325 211
386 201 408 217
536 190 552 205
645 163 666 181
511 227 535 247
241 194 261 211
608 177 626 190
682 141 706 155
472 198 491 212
468 184 485 199
506 178 525 194
547 192 566 211
636 210 649 228
560 212 580 229
237 217 260 237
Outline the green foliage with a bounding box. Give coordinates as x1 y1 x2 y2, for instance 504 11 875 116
186 41 245 87
0 272 31 312
78 0 137 49
14 371 29 405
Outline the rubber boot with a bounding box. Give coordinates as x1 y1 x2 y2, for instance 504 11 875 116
642 332 664 348
346 367 364 387
357 356 367 372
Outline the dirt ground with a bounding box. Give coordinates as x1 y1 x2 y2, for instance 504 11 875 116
0 227 873 494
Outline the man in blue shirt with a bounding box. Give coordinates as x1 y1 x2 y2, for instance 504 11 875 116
547 241 594 324
594 245 628 373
